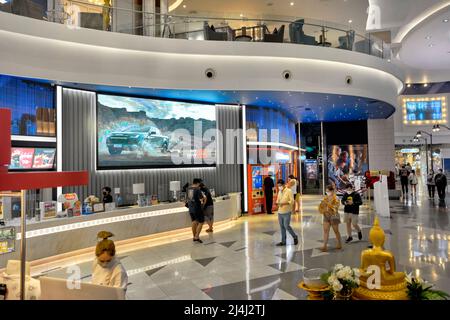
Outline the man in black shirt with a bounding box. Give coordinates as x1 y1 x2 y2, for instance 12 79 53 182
102 187 113 204
263 173 275 214
435 169 448 201
187 178 205 243
399 165 410 197
341 183 363 243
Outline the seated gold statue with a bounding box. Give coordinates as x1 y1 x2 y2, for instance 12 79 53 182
353 216 408 300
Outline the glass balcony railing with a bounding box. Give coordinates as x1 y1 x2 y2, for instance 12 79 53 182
0 0 391 60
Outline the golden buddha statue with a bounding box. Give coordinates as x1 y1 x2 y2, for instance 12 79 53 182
353 216 408 300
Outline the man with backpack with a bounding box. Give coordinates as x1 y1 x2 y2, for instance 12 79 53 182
435 169 447 201
186 178 206 243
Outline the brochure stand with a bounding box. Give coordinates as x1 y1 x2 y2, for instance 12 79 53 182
373 175 390 218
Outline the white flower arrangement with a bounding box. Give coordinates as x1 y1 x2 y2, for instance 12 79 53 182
321 264 360 296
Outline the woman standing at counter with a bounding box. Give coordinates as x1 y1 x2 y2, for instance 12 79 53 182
92 231 128 290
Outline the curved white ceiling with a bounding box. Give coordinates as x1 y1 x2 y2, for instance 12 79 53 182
0 11 403 109
399 7 450 70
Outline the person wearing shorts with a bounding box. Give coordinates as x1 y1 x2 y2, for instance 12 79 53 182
341 183 363 243
200 183 214 232
187 178 205 243
318 184 342 252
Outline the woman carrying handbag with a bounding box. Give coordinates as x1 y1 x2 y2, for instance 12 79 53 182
318 185 342 252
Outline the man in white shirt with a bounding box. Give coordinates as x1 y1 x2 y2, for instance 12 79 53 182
276 179 298 246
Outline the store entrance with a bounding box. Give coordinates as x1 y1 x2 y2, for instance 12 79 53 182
300 123 323 195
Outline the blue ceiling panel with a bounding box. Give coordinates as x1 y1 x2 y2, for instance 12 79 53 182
66 83 395 123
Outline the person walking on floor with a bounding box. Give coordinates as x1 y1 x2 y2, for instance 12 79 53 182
264 172 275 214
435 169 448 201
318 184 342 252
199 182 214 233
409 170 418 197
427 170 436 199
399 165 410 197
275 179 298 246
186 178 206 243
341 183 363 243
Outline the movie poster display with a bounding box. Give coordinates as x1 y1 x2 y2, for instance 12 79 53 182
305 159 318 180
327 144 368 190
9 147 56 170
96 94 217 169
9 148 34 169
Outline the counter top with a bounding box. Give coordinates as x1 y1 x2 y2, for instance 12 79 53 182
0 193 241 268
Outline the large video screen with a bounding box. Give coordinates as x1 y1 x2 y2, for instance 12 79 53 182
97 94 217 169
9 147 56 170
406 100 442 122
327 145 368 191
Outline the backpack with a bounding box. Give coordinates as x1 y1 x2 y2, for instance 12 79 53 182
185 188 196 212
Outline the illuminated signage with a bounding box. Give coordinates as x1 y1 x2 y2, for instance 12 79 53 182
400 148 420 153
402 96 447 125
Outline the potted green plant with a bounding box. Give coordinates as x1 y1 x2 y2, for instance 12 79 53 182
406 274 449 300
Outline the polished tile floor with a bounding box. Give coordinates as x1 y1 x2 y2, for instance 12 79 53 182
41 190 450 300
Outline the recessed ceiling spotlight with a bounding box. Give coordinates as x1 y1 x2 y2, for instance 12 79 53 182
348 19 352 24
387 59 391 62
407 84 411 87
290 2 294 6
429 44 435 47
423 83 428 87
425 35 432 40
443 18 449 23
240 13 244 17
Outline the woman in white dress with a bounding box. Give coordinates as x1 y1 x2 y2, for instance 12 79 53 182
92 231 128 290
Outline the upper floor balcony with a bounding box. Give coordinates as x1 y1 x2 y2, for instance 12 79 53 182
0 0 391 60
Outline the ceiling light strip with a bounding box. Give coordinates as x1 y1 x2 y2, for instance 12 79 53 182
393 1 450 43
247 141 304 151
16 207 188 240
11 135 57 142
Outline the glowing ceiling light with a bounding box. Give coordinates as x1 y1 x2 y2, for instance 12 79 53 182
169 0 184 12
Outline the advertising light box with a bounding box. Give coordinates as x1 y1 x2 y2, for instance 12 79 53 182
9 147 56 170
96 94 217 169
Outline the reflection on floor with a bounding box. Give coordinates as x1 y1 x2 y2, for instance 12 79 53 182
40 193 450 300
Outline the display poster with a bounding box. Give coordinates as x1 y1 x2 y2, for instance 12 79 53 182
406 100 442 121
0 227 15 254
305 159 318 180
327 144 368 190
252 166 263 189
40 201 57 220
33 148 56 169
9 147 55 170
57 193 81 216
9 148 34 169
97 94 217 168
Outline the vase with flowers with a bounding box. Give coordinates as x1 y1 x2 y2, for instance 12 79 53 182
321 264 360 300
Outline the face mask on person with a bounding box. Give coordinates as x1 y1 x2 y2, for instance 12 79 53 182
326 191 333 196
98 258 113 268
278 185 283 192
346 189 353 194
102 191 107 196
